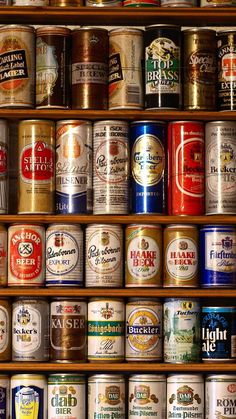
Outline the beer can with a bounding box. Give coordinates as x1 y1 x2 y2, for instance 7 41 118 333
217 31 236 111
12 297 49 362
50 298 87 362
125 224 162 287
161 0 196 5
202 306 236 362
10 374 47 419
144 25 181 110
163 225 199 288
93 120 129 215
206 375 236 418
0 224 7 287
168 121 205 216
46 224 83 287
48 374 85 419
88 298 124 362
0 299 11 361
126 298 162 361
130 121 167 214
205 121 236 215
0 375 9 419
86 0 121 5
183 28 217 110
109 28 143 110
163 298 201 363
13 0 48 4
202 0 236 6
86 224 123 288
0 0 11 4
50 0 82 5
72 28 108 110
200 225 236 287
0 120 8 214
0 25 35 108
88 375 125 419
36 27 71 109
167 374 204 419
129 375 166 418
55 120 92 214
8 224 45 287
123 0 159 5
18 120 55 214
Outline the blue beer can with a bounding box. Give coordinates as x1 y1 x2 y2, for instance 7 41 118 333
200 225 236 287
130 121 167 214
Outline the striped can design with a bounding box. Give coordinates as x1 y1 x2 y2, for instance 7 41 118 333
0 120 8 214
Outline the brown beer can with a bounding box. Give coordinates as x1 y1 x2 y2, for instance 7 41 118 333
0 299 11 361
0 224 7 287
72 28 108 110
18 120 55 214
36 26 71 109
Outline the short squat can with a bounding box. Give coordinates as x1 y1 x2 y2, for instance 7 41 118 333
0 120 8 214
0 299 11 361
0 375 9 419
205 375 236 419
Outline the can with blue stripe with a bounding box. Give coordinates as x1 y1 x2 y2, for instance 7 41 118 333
200 225 236 288
130 121 167 214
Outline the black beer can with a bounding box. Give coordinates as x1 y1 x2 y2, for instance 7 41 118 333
144 24 181 110
217 30 236 111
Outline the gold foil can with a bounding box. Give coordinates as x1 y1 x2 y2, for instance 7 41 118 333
0 299 11 361
18 120 55 214
0 224 7 287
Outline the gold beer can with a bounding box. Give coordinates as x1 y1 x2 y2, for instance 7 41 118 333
18 120 55 214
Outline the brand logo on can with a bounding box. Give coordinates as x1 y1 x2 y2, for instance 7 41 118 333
166 237 198 280
20 141 54 183
206 233 236 273
87 230 121 275
46 232 79 276
188 50 216 84
0 36 29 91
127 235 160 281
50 385 78 409
0 307 8 353
105 386 121 405
172 386 201 406
127 307 160 352
36 37 58 105
13 306 41 353
95 139 128 184
131 385 159 405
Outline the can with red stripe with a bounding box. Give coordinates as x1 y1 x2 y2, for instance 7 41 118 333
168 121 205 216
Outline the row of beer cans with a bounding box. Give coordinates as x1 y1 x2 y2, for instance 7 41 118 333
0 373 235 419
0 297 235 363
1 0 234 6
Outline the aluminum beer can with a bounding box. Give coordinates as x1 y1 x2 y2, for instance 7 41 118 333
86 0 121 5
46 224 83 287
0 224 7 287
50 298 87 362
202 306 236 362
10 374 47 419
161 0 196 6
109 28 143 110
145 25 181 110
93 120 129 215
86 224 123 288
168 121 205 216
126 298 162 361
164 298 201 363
206 375 236 418
0 120 8 214
8 224 45 287
0 25 35 108
163 225 199 288
123 0 159 5
0 299 11 361
0 375 9 419
183 28 217 110
48 374 85 419
72 28 108 110
13 0 48 4
205 121 236 214
18 120 55 214
217 31 236 111
12 297 49 361
36 27 71 109
131 121 167 214
88 298 124 362
50 0 81 4
129 375 166 418
200 225 236 287
0 0 11 4
125 224 162 287
202 0 236 6
88 375 125 419
55 120 92 214
167 374 204 419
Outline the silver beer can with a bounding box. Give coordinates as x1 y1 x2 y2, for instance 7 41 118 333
206 375 236 418
0 120 8 214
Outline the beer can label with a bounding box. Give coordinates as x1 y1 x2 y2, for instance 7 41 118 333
0 228 7 286
11 381 46 419
20 141 54 184
206 376 236 418
0 306 9 354
129 376 166 419
36 37 59 105
88 378 125 419
0 140 8 214
72 62 107 85
12 305 41 358
167 376 204 419
165 237 198 282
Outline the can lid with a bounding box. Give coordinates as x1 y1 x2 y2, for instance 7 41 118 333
128 298 161 303
206 374 236 380
167 374 204 382
129 374 166 381
183 27 216 34
88 374 124 382
217 29 236 35
72 27 108 33
127 224 162 229
56 120 92 126
165 224 197 229
0 24 35 31
130 120 166 125
94 120 128 125
36 26 71 35
145 24 180 30
109 27 143 34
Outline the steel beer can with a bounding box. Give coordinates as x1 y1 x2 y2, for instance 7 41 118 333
8 224 45 287
0 25 35 108
206 121 236 214
0 299 11 361
55 120 92 214
18 120 55 214
218 31 236 111
72 28 108 110
183 29 217 110
93 120 129 215
163 225 199 288
109 28 143 110
125 224 162 287
145 25 181 109
0 120 8 214
48 374 85 419
129 375 166 418
131 121 167 214
36 27 71 109
86 224 123 288
88 298 124 362
200 225 236 287
206 375 236 418
164 298 201 363
46 224 83 287
126 298 162 361
168 121 205 215
0 375 9 419
0 224 7 287
12 297 49 361
10 374 47 419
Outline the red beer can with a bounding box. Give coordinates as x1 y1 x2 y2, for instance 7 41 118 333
168 121 205 215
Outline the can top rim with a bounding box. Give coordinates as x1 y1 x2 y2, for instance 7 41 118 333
217 29 236 34
130 120 166 124
129 375 166 380
169 121 204 125
88 375 124 380
56 120 91 125
206 121 236 125
183 27 216 33
36 26 71 33
167 374 203 380
109 27 143 33
19 120 55 124
206 375 236 379
166 224 197 228
145 24 180 29
201 225 236 228
0 24 35 30
72 27 108 32
48 374 85 377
